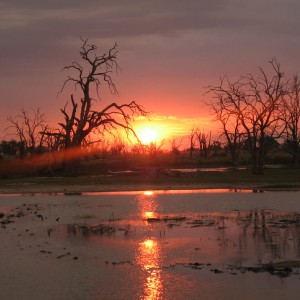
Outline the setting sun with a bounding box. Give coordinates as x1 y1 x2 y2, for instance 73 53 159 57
138 127 158 144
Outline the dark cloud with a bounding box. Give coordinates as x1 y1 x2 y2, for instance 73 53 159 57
0 1 255 46
1 0 300 128
0 0 282 73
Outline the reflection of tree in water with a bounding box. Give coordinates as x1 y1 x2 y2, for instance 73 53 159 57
234 209 300 263
195 209 300 266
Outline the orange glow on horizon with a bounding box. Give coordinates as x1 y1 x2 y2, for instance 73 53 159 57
129 115 216 150
103 114 217 151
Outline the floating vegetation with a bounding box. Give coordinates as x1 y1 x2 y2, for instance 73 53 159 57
167 260 300 278
64 192 82 196
66 223 133 237
40 250 52 255
0 203 44 227
146 216 187 223
57 252 71 259
226 260 300 277
186 219 217 227
75 214 96 219
105 260 133 266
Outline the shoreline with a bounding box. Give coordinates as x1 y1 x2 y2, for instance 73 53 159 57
0 182 299 195
1 168 300 194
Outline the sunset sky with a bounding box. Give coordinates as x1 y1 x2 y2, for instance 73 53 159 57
1 0 300 142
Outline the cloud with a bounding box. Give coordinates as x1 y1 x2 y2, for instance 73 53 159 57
1 0 300 130
1 0 299 68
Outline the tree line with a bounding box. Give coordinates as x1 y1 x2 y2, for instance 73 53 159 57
206 58 300 174
1 39 300 175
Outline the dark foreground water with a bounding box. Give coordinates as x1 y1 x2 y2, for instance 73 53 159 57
1 190 300 299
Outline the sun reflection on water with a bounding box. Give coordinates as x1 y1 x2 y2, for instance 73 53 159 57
137 191 159 220
143 211 156 219
143 191 154 196
135 191 164 299
136 238 163 300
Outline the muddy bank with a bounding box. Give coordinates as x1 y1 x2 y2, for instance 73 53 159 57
1 182 300 195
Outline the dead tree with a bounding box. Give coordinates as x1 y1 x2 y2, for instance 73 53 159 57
46 38 146 170
195 129 211 158
7 108 48 156
188 126 196 159
169 137 183 155
147 140 165 158
110 136 126 156
281 75 300 168
209 99 244 166
207 58 287 174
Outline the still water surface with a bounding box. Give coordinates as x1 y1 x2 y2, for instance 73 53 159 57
1 190 300 299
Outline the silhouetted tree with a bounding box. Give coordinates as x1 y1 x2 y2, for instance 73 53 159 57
110 136 126 156
188 126 196 159
195 129 211 158
0 140 19 156
146 140 165 158
169 137 183 155
207 58 287 174
98 139 110 160
7 108 48 156
281 75 300 168
46 38 146 170
208 97 244 166
209 140 223 157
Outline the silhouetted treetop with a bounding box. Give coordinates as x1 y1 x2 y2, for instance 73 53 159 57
47 38 147 151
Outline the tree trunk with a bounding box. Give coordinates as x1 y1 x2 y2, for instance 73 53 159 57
251 152 264 175
294 149 299 169
257 150 265 175
257 137 265 175
228 144 238 167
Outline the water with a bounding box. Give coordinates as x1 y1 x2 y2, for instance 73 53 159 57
1 190 300 299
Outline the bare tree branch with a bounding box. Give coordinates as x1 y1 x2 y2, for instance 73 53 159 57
46 38 147 170
7 108 48 155
206 58 287 174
